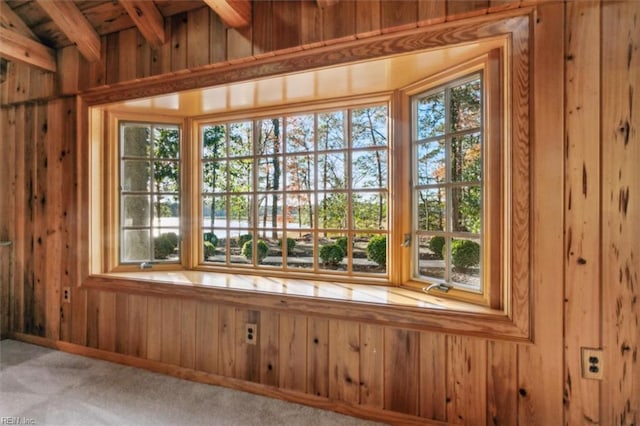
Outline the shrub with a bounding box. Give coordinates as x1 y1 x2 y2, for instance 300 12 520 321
335 236 348 254
319 244 344 266
450 239 480 270
203 232 218 247
278 237 296 255
154 233 177 259
203 241 216 259
366 235 387 266
427 236 445 259
242 239 269 262
238 233 253 248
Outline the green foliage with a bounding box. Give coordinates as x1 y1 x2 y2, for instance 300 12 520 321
449 239 480 270
203 241 216 259
203 232 218 247
154 233 177 260
366 235 387 266
242 239 269 262
319 244 344 266
238 233 253 248
335 236 348 254
428 236 445 259
278 237 296 256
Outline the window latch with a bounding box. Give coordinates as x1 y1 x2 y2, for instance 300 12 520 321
402 233 411 247
140 262 153 269
423 283 451 293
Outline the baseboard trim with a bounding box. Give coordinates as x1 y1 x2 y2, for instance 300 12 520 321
8 332 444 426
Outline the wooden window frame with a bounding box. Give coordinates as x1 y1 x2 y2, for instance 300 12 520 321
78 11 533 341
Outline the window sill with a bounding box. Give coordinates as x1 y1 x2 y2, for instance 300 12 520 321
83 270 530 342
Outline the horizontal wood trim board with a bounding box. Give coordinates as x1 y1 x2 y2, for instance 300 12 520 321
79 9 532 105
9 332 441 426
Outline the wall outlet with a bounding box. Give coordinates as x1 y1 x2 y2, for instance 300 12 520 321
245 323 257 345
62 287 71 303
581 347 603 380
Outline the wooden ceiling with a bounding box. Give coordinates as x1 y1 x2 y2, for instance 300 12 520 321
0 0 283 73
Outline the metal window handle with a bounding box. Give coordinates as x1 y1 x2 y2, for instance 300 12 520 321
423 283 451 293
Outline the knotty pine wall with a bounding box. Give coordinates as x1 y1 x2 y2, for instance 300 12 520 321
1 1 638 424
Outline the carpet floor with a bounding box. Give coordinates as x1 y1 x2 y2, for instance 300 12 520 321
0 340 384 426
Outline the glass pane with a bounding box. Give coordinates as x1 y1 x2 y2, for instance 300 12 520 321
286 154 314 191
450 237 481 289
352 192 387 230
317 111 345 150
257 118 283 156
122 195 150 227
318 233 346 271
318 192 347 229
204 229 226 263
231 231 253 264
257 194 284 228
352 149 387 189
228 194 253 228
228 159 253 192
416 91 445 139
285 231 313 271
203 160 227 193
452 186 481 233
122 229 150 262
152 195 179 228
416 235 446 279
202 124 226 159
241 233 280 267
202 195 227 229
286 193 314 231
450 78 481 132
154 230 179 261
417 189 446 232
451 132 482 182
122 160 150 191
153 161 179 192
229 121 252 157
257 156 283 191
153 127 180 159
351 105 388 148
286 114 314 153
318 152 346 190
352 233 386 275
122 125 150 157
417 140 445 185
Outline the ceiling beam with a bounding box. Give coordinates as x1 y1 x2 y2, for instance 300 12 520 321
0 27 57 72
119 1 166 47
0 1 39 40
203 0 251 29
35 0 101 62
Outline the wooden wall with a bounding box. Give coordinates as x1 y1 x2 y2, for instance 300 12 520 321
1 1 638 424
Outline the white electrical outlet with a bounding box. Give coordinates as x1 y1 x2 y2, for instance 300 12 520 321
245 323 257 345
581 347 603 380
62 287 71 303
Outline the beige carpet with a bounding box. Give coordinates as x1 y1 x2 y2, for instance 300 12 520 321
0 340 384 426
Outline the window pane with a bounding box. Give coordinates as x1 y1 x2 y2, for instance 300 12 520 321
154 230 179 261
450 79 481 131
203 161 227 193
417 235 446 280
286 193 314 230
228 159 253 192
417 140 445 185
451 132 481 182
204 229 226 264
246 233 280 267
257 156 283 191
286 154 314 191
153 127 180 159
123 229 150 262
351 105 388 148
353 192 387 230
319 233 346 271
452 186 481 233
228 194 253 227
257 194 284 228
353 233 387 275
318 111 345 150
352 150 387 189
318 192 347 229
231 231 254 264
122 125 150 157
229 121 252 157
286 114 314 153
122 160 150 191
202 195 227 228
417 189 446 232
286 232 313 270
202 124 226 159
318 152 346 190
416 91 445 139
122 195 150 227
450 237 481 289
153 161 180 192
257 118 283 156
152 195 179 227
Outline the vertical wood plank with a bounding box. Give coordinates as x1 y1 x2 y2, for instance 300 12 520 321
227 27 252 62
118 28 138 82
20 103 34 335
307 317 329 397
328 319 359 404
259 310 279 387
564 1 601 424
97 291 116 352
171 13 188 72
418 0 446 26
88 35 107 88
252 0 273 55
187 7 211 68
180 299 197 369
0 106 15 338
381 0 417 33
446 0 489 21
487 341 518 425
151 20 172 76
209 12 226 64
57 47 80 95
446 336 487 425
273 1 301 51
322 1 356 43
601 1 640 424
419 332 447 421
85 289 100 348
146 296 162 361
300 0 322 46
114 292 129 354
127 294 147 358
105 33 120 85
355 0 380 38
218 305 235 376
360 324 383 408
160 297 181 365
384 327 419 415
195 301 219 374
32 102 47 337
279 313 307 392
518 3 564 425
235 309 260 382
136 31 151 79
7 107 22 334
